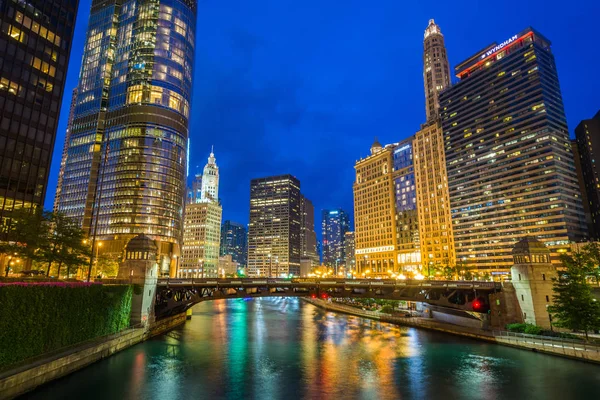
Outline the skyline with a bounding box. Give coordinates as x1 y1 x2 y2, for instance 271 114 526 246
45 0 600 233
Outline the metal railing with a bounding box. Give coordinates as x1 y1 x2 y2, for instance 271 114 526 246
492 330 600 353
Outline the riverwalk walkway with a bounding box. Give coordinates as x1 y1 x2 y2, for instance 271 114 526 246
303 298 600 364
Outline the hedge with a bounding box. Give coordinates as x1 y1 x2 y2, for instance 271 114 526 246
0 284 133 368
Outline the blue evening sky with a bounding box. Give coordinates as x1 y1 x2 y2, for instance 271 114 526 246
45 0 600 232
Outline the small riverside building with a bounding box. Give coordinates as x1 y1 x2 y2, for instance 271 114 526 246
118 234 159 326
510 237 556 329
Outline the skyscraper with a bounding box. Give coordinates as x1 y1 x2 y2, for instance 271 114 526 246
220 220 247 268
573 110 600 238
321 208 349 270
440 28 587 271
181 149 222 278
247 175 301 277
54 88 78 213
0 0 78 221
423 19 451 121
354 139 421 278
392 137 421 274
300 195 318 265
56 0 197 273
414 120 456 272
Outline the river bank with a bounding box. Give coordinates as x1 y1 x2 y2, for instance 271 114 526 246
303 298 600 364
0 313 187 400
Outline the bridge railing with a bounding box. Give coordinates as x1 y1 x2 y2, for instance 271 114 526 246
156 277 502 289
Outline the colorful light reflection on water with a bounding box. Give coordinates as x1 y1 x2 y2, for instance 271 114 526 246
28 298 600 399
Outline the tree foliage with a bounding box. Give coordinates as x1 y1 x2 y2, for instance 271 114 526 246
96 253 121 278
548 251 600 340
0 210 91 277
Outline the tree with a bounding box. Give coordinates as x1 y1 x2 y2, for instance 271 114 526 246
96 253 121 278
584 243 600 287
38 212 90 277
548 251 600 340
0 208 47 274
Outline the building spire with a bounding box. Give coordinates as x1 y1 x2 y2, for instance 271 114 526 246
423 18 451 121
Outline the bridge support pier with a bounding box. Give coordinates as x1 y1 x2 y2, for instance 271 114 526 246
117 234 159 327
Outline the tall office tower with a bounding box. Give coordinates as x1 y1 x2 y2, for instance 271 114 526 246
247 175 301 277
220 220 247 268
321 208 349 270
574 111 600 238
54 87 78 213
355 139 415 277
0 0 78 221
392 137 421 274
414 121 456 271
300 195 318 265
423 19 451 121
181 149 222 278
440 28 587 272
344 231 355 274
56 0 197 273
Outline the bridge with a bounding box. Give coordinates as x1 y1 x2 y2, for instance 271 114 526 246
154 278 502 319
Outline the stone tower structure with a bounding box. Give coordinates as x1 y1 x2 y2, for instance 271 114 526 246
118 234 159 326
511 237 556 329
200 147 219 202
423 19 451 121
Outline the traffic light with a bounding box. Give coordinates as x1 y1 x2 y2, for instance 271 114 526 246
471 297 489 313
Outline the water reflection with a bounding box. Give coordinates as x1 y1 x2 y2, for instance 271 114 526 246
27 298 600 400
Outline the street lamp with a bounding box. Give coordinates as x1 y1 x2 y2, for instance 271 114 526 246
546 304 553 331
268 254 272 278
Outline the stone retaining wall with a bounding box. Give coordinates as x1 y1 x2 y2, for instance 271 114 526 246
0 313 187 400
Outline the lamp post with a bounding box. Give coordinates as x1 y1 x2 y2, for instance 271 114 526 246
268 254 272 278
546 304 553 331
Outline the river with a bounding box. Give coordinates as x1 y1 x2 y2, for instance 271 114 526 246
27 297 600 399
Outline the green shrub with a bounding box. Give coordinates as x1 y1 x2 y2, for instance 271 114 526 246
380 305 394 314
524 324 544 335
0 284 132 369
506 323 527 333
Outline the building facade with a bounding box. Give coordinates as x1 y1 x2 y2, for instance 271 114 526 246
218 254 238 276
300 195 319 265
321 208 349 270
0 0 78 221
440 28 587 271
354 140 399 277
392 137 421 275
56 0 197 273
220 220 247 268
344 231 355 275
54 88 78 213
247 175 301 277
423 19 451 122
573 111 600 239
180 149 222 278
414 120 456 273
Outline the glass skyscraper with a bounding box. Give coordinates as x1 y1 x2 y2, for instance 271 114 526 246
247 175 301 277
220 220 247 268
440 27 587 271
0 0 78 222
321 208 349 270
56 0 197 270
